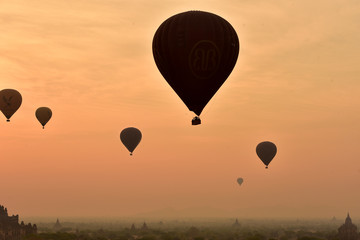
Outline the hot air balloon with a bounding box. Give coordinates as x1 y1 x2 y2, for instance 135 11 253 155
35 107 52 129
120 127 142 156
237 178 243 186
152 11 239 125
256 141 277 169
0 89 22 122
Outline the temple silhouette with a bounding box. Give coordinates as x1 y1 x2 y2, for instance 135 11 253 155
141 222 148 230
0 205 37 240
338 213 359 240
233 218 240 228
53 218 62 231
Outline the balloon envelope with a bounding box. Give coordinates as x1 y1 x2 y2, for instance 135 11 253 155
153 11 239 116
0 89 22 121
120 127 142 155
256 141 277 168
237 178 243 186
36 107 52 128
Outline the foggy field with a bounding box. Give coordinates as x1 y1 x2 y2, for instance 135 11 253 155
23 218 352 240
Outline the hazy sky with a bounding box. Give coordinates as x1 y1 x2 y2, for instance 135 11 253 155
1 0 360 220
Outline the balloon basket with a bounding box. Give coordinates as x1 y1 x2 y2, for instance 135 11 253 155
6 119 10 122
192 116 201 125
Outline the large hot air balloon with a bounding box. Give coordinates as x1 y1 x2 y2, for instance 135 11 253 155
0 89 22 122
35 107 52 129
120 127 142 156
153 11 239 125
237 178 243 186
256 141 277 169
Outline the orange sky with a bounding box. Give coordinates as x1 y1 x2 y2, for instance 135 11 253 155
1 0 360 220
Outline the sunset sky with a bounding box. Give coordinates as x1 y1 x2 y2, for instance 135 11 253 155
1 0 360 220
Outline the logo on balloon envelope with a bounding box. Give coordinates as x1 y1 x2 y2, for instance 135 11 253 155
0 89 22 122
189 40 220 79
2 96 13 107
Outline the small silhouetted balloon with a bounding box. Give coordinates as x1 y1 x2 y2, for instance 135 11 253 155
120 127 142 156
237 178 243 186
36 107 52 129
0 89 22 122
256 141 277 169
153 11 239 117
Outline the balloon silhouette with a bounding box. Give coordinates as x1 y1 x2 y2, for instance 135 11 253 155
256 141 277 169
153 11 239 124
35 107 52 129
120 127 142 156
237 178 243 186
0 89 22 122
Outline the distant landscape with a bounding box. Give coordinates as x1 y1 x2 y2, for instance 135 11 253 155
24 216 356 240
2 204 359 240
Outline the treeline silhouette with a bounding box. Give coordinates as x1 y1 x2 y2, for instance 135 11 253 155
23 219 343 240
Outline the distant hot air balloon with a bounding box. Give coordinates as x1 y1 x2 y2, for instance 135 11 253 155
256 141 277 169
35 107 52 129
0 89 22 122
237 178 243 186
152 11 240 125
120 127 142 156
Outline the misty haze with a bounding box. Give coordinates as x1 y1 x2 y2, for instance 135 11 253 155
1 0 360 239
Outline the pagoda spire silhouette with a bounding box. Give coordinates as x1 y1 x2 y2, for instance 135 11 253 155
338 213 359 240
233 218 240 227
130 223 136 231
53 218 62 230
141 222 148 230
